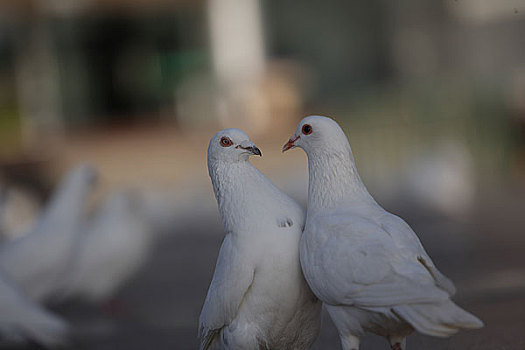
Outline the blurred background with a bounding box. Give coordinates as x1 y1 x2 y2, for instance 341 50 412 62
0 0 524 348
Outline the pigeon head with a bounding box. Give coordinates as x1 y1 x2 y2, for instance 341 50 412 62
68 163 98 186
55 163 98 201
283 116 351 156
41 163 98 230
208 128 262 163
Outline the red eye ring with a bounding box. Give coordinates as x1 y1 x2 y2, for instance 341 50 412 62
302 124 312 135
220 137 233 147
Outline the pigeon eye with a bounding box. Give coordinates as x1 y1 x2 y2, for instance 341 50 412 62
220 137 233 147
302 124 312 135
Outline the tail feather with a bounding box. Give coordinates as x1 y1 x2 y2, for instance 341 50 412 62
199 328 222 350
394 301 483 338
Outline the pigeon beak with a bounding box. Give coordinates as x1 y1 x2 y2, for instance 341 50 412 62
247 146 262 156
237 143 262 156
282 135 300 153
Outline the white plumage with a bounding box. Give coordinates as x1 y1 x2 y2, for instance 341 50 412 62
199 129 321 350
62 190 153 303
0 163 97 303
283 116 483 350
0 267 68 347
403 139 476 217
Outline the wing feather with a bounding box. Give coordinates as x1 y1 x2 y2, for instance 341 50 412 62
379 213 456 295
198 234 255 350
305 213 452 309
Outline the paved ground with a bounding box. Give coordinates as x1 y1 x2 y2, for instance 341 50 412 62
38 186 525 350
9 123 524 349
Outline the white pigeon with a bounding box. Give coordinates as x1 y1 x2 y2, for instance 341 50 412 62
0 163 97 303
62 190 153 303
199 129 321 350
403 139 475 217
283 116 483 350
0 267 68 347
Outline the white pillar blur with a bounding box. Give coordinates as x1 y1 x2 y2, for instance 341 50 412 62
207 0 269 134
208 0 265 84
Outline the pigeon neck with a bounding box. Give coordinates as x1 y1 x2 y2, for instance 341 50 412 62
39 179 87 232
307 149 373 212
208 160 261 233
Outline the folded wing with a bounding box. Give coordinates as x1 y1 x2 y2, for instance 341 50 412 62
198 234 255 350
307 213 453 308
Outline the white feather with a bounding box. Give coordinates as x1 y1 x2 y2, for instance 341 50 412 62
0 164 96 303
0 268 68 347
285 116 483 350
199 129 321 350
63 190 153 303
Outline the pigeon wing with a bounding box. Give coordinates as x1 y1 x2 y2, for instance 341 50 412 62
306 213 450 308
379 212 456 295
198 233 255 350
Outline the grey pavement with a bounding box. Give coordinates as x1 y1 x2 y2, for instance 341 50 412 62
47 189 525 350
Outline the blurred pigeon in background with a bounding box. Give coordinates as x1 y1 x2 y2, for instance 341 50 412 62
0 267 68 348
283 116 482 350
61 190 153 304
403 139 476 217
0 163 97 303
199 129 321 350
